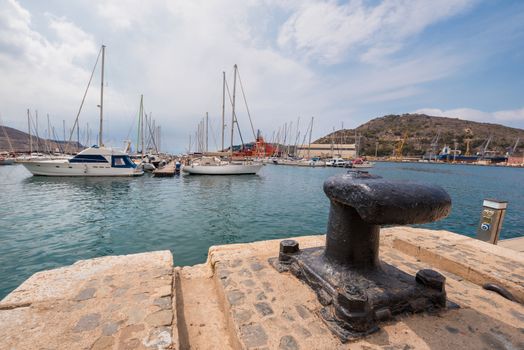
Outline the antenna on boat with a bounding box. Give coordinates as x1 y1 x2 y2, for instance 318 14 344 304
99 45 105 147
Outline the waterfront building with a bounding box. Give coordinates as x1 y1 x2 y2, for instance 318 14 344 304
296 143 356 159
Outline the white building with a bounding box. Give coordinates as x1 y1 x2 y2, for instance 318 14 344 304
296 143 356 159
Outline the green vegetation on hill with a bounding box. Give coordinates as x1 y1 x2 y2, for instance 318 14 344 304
314 114 524 157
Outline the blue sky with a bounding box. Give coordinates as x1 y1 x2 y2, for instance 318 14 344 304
0 0 523 153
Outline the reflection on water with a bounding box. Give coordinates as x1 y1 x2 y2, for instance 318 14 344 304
1 162 523 298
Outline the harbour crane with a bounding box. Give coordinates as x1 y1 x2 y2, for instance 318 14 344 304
429 131 440 161
393 132 408 160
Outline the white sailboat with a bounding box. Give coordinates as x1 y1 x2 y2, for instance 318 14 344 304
183 156 262 175
183 65 263 175
21 45 143 177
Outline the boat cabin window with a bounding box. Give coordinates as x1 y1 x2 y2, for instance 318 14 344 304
69 154 108 163
111 155 136 168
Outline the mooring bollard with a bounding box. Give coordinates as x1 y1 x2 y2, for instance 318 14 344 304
476 199 508 244
271 171 452 342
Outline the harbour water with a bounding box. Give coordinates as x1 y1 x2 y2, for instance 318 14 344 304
1 162 523 299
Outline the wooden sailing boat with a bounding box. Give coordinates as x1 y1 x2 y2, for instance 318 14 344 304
183 65 263 175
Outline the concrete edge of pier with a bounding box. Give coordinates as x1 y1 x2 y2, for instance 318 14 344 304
1 228 523 349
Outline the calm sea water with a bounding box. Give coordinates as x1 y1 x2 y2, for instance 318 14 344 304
1 162 523 299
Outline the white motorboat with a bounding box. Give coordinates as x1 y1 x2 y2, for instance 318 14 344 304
21 146 143 176
183 157 262 175
20 45 143 177
326 158 349 167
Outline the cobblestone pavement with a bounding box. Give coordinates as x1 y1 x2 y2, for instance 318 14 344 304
208 230 524 349
1 229 523 349
0 251 175 350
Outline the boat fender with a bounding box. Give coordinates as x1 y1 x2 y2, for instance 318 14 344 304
482 283 518 302
84 164 88 174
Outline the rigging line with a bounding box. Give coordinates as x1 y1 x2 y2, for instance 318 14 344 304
144 110 159 153
65 46 103 153
208 118 219 151
224 78 245 148
293 117 301 151
28 111 42 152
300 118 312 152
298 128 308 158
51 126 64 154
0 114 14 153
236 68 257 141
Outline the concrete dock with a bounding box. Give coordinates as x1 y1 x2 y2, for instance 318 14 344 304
1 227 523 349
499 236 524 253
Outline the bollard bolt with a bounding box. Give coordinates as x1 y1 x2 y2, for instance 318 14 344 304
279 239 299 262
416 269 446 292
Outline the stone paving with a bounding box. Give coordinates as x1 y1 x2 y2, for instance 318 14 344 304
1 229 523 349
208 230 524 349
0 251 175 350
389 227 524 303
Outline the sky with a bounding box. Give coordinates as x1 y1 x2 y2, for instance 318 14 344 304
0 0 523 153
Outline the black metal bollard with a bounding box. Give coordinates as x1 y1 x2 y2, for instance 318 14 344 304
271 170 453 342
323 170 451 268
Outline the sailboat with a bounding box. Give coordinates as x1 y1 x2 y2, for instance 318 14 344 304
21 45 144 177
183 65 263 175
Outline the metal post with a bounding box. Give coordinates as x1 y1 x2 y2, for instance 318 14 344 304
477 199 508 244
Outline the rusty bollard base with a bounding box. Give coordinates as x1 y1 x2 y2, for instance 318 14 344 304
270 243 447 342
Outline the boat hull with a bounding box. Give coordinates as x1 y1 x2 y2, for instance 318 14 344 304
21 160 144 177
350 162 375 168
182 163 263 175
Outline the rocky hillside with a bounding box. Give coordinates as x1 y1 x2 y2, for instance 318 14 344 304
0 125 81 153
314 114 524 157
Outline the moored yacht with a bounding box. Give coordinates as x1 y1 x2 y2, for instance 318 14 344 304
183 65 263 176
20 45 143 177
21 146 143 176
182 156 262 175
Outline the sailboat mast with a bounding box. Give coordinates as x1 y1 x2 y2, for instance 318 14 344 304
221 71 225 152
27 109 32 154
206 112 209 153
230 64 237 157
77 119 80 152
140 94 144 157
47 114 51 154
98 45 105 147
308 117 314 159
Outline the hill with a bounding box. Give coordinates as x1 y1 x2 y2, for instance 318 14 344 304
314 114 524 157
0 125 82 153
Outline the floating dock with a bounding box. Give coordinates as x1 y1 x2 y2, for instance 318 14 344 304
153 161 178 177
1 227 522 349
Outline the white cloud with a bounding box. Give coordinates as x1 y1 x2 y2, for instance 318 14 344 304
277 0 475 64
1 0 520 152
414 107 524 126
0 0 99 135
